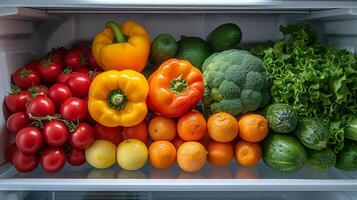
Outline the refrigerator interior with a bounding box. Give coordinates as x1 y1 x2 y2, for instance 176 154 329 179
0 2 357 195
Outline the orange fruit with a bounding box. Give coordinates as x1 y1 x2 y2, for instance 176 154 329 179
173 137 185 149
235 140 262 167
149 116 176 141
207 112 238 142
177 110 206 141
121 121 149 145
198 132 211 148
207 141 233 167
149 141 176 169
177 142 207 173
237 113 268 142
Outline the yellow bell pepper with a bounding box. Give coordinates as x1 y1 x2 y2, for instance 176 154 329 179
88 70 149 127
92 20 151 72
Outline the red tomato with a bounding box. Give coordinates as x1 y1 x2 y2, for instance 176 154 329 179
43 120 68 147
57 69 73 84
121 121 149 145
60 97 87 122
74 67 90 74
5 90 32 113
69 122 94 149
86 52 98 68
12 150 39 173
16 126 43 154
24 61 40 71
94 123 122 145
5 143 18 164
73 44 90 54
37 56 63 83
28 85 48 97
12 68 41 90
48 47 67 60
82 97 95 125
66 148 86 166
64 50 87 70
26 95 55 117
66 73 91 97
40 147 66 173
6 112 31 134
48 83 72 107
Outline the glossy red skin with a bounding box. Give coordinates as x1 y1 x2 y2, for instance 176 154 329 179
57 71 72 84
12 68 41 90
48 83 72 107
69 122 94 149
60 97 87 122
64 50 86 70
66 148 86 166
43 120 69 147
66 73 91 97
16 126 43 154
12 150 39 173
5 143 18 164
6 112 31 134
37 56 63 83
5 91 32 113
28 85 48 97
94 123 122 146
26 95 55 117
40 147 66 173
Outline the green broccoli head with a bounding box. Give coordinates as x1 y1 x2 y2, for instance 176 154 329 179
202 49 270 116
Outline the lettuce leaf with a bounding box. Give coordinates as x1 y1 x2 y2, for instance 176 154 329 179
253 24 357 153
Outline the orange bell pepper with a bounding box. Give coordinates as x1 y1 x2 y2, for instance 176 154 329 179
92 20 150 72
147 59 204 118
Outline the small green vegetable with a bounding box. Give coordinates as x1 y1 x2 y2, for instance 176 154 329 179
202 49 270 116
176 36 211 70
263 134 306 173
267 103 299 133
295 118 330 150
307 148 336 171
150 34 178 67
336 140 357 171
206 23 242 52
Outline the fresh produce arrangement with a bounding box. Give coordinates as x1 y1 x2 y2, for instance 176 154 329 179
4 20 357 175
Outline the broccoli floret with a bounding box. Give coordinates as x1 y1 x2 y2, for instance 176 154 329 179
202 49 269 116
210 99 243 116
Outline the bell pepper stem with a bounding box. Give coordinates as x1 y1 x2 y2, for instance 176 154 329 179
106 21 126 43
170 75 188 94
108 90 127 110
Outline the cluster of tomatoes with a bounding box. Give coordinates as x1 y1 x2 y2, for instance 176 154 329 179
5 44 103 173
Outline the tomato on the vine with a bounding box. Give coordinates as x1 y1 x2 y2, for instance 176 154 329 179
40 147 66 173
69 122 94 149
66 73 91 97
12 150 39 173
24 61 39 71
5 88 32 113
60 97 87 122
75 67 91 73
6 112 31 134
86 52 98 68
94 123 122 146
73 44 90 54
12 68 41 90
37 55 63 83
26 95 55 117
48 83 72 107
16 126 43 154
48 47 67 60
64 50 87 70
43 120 69 147
57 68 73 84
28 85 48 97
66 147 86 166
5 143 18 164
